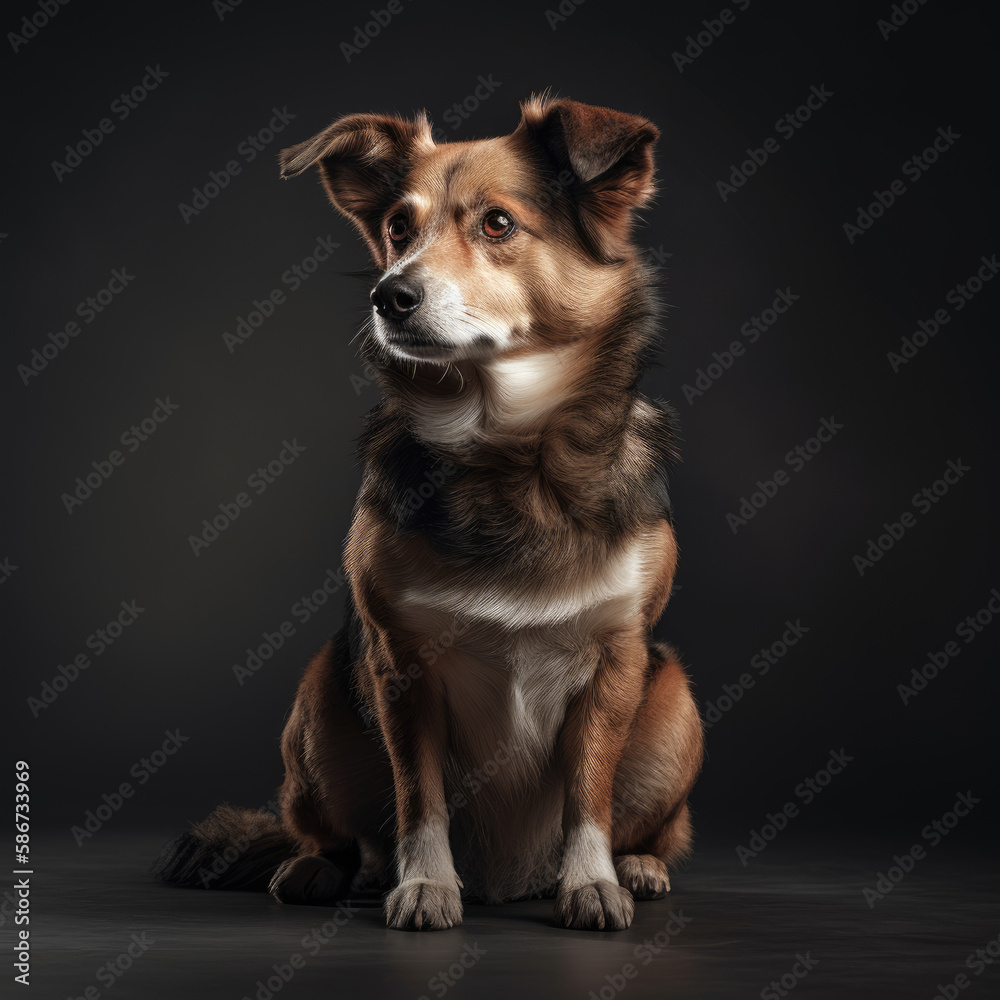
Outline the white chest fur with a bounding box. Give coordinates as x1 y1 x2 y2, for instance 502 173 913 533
398 535 649 631
401 537 654 789
435 618 601 788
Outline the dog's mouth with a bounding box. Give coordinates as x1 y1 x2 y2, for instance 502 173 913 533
376 320 454 363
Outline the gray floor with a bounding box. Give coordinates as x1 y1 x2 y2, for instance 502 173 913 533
16 832 999 999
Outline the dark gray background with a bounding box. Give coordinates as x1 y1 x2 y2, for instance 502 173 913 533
4 0 997 859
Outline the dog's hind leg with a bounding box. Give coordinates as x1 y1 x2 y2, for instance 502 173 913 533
611 642 703 900
270 637 395 906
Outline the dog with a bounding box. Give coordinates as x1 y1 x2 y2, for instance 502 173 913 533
155 95 704 932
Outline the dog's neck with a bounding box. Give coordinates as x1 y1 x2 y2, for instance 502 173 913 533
371 334 640 465
421 345 592 453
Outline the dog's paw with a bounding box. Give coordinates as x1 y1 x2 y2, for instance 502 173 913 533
270 855 353 905
613 854 671 900
555 879 634 931
385 879 463 930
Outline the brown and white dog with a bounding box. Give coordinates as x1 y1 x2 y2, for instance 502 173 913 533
156 95 703 931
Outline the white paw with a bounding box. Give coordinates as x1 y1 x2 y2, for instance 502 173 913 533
555 879 634 930
385 879 463 930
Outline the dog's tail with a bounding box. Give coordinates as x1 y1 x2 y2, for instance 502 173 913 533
153 803 297 892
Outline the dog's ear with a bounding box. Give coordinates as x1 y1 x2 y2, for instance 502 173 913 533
279 112 433 245
516 96 658 259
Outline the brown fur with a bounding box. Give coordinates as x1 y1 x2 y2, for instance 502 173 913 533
156 95 704 931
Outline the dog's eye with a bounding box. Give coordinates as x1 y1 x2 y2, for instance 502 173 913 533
388 214 409 243
482 209 515 240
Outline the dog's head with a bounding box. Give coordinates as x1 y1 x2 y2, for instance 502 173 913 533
279 96 658 367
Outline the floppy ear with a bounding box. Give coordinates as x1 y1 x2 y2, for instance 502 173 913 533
279 112 434 251
516 96 659 259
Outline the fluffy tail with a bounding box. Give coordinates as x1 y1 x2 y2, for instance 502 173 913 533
153 804 298 892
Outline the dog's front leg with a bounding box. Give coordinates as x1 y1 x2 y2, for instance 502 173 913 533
555 639 646 930
377 670 462 930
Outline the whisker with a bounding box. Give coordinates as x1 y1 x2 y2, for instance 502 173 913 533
349 318 374 346
337 268 381 283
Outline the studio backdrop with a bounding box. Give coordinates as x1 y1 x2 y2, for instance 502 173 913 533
4 0 997 862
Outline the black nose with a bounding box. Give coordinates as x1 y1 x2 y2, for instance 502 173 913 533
370 275 423 320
